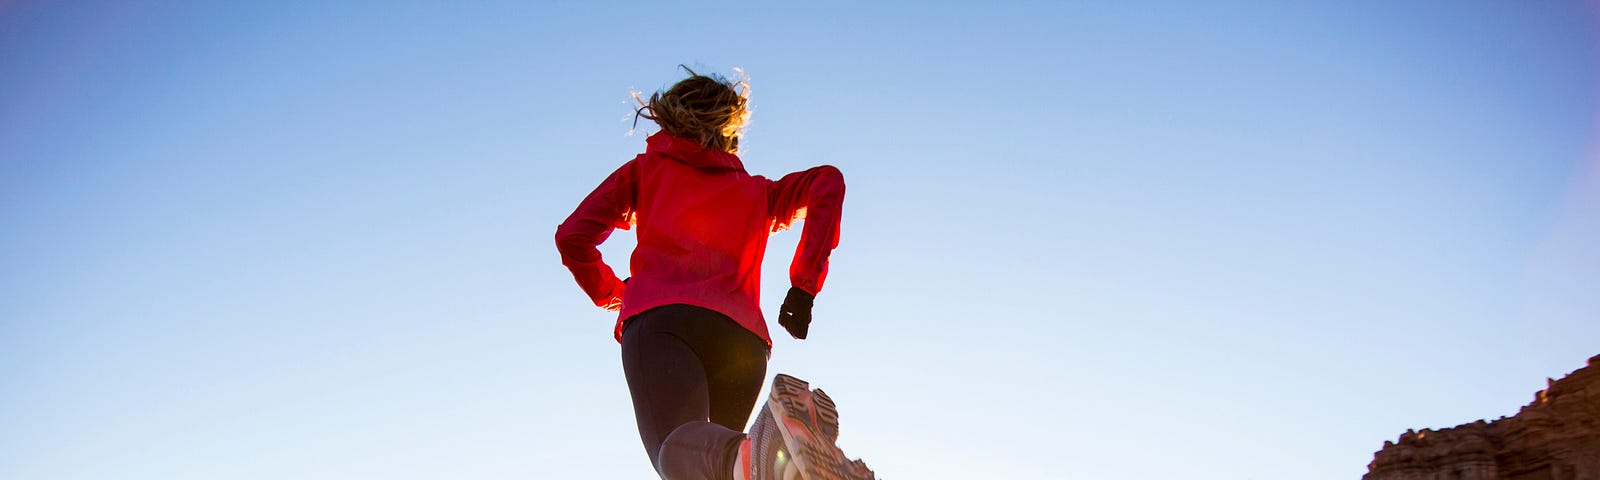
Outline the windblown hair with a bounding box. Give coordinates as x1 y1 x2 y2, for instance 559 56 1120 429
634 66 751 154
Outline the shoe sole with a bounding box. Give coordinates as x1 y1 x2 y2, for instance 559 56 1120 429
766 374 873 480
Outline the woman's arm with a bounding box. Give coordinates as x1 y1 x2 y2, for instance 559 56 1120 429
555 159 639 311
769 165 845 297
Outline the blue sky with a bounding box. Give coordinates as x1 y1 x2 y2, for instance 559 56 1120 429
2 1 1597 479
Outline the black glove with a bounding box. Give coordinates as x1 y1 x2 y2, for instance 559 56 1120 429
777 287 814 340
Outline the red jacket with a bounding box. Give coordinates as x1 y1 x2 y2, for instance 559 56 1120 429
556 132 845 346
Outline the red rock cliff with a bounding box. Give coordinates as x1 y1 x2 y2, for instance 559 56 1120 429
1364 354 1600 480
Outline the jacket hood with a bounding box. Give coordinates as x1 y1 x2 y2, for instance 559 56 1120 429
646 132 746 172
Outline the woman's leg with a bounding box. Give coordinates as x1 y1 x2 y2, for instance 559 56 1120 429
621 305 770 480
620 308 713 475
703 317 769 434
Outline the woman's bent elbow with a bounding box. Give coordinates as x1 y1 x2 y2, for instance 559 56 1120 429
554 223 590 256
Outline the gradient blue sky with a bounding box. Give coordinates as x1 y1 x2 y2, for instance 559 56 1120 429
2 2 1597 479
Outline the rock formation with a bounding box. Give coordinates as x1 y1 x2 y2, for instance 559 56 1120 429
1364 354 1600 480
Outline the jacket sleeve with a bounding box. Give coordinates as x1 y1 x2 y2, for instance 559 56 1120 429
555 159 639 311
769 165 845 296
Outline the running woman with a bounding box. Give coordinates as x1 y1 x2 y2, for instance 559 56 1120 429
555 67 875 480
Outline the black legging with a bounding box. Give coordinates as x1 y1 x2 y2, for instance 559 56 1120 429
621 304 770 480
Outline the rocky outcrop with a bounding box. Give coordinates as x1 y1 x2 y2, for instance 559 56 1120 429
1364 354 1600 480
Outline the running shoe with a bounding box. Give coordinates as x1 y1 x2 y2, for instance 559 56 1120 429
744 374 875 480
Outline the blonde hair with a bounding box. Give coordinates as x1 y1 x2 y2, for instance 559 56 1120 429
633 66 751 154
